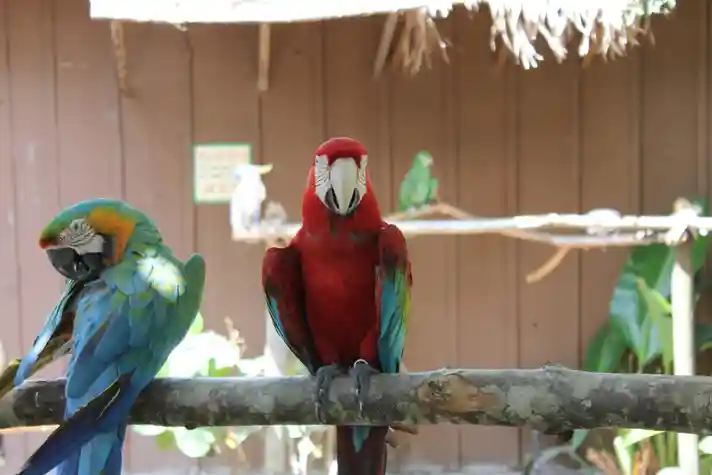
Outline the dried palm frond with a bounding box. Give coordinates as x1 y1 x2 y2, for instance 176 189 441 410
373 0 675 75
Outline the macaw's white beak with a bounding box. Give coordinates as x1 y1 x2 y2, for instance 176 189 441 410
328 157 359 216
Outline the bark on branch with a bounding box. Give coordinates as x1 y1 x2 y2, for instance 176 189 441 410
1 366 711 434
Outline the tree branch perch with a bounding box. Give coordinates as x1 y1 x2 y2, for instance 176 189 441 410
2 367 712 435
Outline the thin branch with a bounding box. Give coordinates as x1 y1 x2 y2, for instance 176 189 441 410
3 367 712 435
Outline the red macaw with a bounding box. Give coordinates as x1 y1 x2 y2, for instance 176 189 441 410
262 137 412 475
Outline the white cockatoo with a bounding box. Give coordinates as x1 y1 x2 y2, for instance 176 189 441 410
229 163 274 234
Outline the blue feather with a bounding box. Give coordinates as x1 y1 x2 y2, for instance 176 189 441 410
14 281 81 386
377 271 406 375
18 251 205 475
267 296 288 341
350 230 410 455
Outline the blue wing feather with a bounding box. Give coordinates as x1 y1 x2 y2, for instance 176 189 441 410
351 225 412 454
14 280 83 386
376 225 411 376
267 296 288 341
262 246 322 375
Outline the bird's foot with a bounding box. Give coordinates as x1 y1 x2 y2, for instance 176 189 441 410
349 359 380 418
314 363 344 424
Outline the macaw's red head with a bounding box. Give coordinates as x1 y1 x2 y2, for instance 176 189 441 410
303 137 381 232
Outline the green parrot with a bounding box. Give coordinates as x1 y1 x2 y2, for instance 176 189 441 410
398 151 439 211
14 198 205 475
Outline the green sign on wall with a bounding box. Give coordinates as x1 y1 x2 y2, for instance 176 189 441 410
192 142 252 204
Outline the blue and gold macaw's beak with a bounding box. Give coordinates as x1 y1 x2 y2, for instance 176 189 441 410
46 247 104 282
40 235 114 282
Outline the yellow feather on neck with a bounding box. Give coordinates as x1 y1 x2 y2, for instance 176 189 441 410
87 207 136 263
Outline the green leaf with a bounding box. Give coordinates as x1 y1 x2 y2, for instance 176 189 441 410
607 196 709 367
619 428 663 448
637 281 673 373
132 425 167 437
173 427 216 458
228 426 263 445
571 429 589 451
583 322 628 373
164 335 211 377
695 323 712 351
207 359 234 377
156 430 177 451
700 436 712 455
297 436 318 460
164 331 241 378
639 311 662 367
614 434 634 475
610 270 648 363
236 355 269 376
188 312 205 335
691 197 711 270
701 455 712 475
285 425 309 439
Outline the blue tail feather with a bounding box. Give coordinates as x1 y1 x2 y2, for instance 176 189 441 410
53 424 126 475
18 377 135 475
55 451 79 475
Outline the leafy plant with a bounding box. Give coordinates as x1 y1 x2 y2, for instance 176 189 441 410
132 312 332 475
575 197 712 474
132 312 265 459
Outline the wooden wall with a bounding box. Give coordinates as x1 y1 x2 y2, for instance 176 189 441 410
0 0 710 472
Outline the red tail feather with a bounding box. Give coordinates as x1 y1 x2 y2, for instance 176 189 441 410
336 427 388 475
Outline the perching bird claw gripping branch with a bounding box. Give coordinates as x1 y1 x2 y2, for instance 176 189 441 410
3 366 712 434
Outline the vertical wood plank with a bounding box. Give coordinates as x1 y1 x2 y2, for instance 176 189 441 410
260 23 324 220
54 0 123 204
515 56 581 455
0 0 27 470
455 11 520 467
119 21 195 473
323 16 391 200
388 17 459 471
641 2 701 212
259 21 325 474
6 0 63 456
697 0 709 197
51 0 124 465
189 23 266 472
707 0 712 211
579 56 641 373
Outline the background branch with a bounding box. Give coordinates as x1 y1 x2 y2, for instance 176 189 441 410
3 367 712 435
239 209 710 245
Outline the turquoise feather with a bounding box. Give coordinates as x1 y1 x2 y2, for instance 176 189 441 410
353 229 411 454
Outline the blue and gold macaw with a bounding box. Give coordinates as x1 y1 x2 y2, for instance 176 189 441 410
15 198 205 475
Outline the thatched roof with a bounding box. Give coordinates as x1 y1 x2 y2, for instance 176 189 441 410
92 0 675 76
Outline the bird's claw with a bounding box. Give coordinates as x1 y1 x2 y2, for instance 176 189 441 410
313 364 343 424
349 359 379 418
